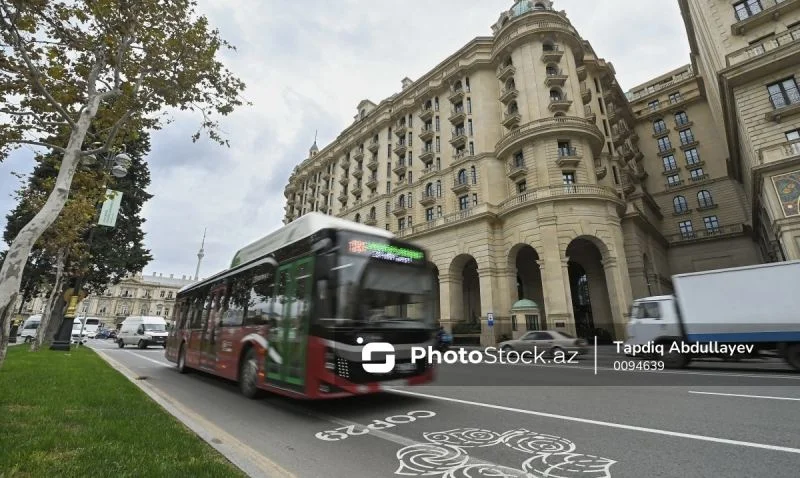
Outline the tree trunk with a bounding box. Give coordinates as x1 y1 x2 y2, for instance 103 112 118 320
33 249 66 352
0 93 103 370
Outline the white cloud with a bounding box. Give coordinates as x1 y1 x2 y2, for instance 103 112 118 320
0 0 689 279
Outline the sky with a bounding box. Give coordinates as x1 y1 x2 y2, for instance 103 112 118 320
0 0 690 281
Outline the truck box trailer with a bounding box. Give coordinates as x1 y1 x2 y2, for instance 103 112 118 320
624 261 800 370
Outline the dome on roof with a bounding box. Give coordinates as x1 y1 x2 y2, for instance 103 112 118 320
511 299 539 309
510 0 551 17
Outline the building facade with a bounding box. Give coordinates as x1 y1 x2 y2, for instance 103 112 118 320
282 0 771 344
15 272 196 326
678 0 800 260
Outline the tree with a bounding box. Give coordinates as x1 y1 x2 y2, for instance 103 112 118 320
0 0 247 367
2 132 155 348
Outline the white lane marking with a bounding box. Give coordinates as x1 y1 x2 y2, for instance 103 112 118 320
688 391 800 402
593 336 597 375
387 388 800 455
461 355 800 381
125 351 173 368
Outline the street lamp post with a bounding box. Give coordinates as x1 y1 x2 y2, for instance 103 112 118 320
50 149 131 351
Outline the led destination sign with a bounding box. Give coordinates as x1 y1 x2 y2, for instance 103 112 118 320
347 239 425 264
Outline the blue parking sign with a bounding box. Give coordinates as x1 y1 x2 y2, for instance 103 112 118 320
487 312 494 327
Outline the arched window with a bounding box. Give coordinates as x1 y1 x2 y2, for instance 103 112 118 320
354 213 361 223
453 80 463 91
457 169 467 185
398 195 405 207
407 192 413 204
508 101 519 114
653 118 666 134
369 206 376 218
436 180 442 196
470 165 477 184
697 190 714 208
675 111 689 126
549 89 562 101
425 182 434 196
673 195 688 213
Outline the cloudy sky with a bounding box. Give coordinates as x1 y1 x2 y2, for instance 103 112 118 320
0 0 690 280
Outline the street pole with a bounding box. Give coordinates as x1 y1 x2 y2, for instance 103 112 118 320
50 149 130 351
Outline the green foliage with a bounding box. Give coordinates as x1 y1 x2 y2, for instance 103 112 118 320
0 346 247 477
2 132 154 297
0 0 248 160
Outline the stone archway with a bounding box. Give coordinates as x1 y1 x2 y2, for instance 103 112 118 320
449 254 481 333
565 236 615 342
508 244 546 332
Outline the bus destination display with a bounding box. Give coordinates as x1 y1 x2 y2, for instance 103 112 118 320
347 239 424 264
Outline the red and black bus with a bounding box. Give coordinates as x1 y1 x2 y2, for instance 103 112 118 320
165 212 437 399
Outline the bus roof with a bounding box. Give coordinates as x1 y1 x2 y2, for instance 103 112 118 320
179 212 395 295
229 212 393 268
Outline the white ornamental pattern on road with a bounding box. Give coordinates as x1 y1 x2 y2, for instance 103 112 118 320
395 428 616 478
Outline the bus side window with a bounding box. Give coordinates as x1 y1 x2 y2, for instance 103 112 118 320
224 276 248 327
246 262 274 326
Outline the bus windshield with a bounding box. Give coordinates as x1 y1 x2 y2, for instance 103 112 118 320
335 255 435 326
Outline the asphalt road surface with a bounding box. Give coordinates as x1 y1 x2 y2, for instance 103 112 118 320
90 340 800 478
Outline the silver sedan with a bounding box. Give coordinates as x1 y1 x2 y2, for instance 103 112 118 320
498 330 589 357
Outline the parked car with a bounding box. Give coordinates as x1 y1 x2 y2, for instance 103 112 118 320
498 330 589 357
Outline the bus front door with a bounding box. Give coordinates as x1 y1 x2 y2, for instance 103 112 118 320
267 257 313 391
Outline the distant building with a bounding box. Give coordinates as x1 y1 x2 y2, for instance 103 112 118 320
15 272 197 326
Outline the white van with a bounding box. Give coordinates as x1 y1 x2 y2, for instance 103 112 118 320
19 315 42 342
118 316 168 349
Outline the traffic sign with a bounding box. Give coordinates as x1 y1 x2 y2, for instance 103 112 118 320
487 312 494 327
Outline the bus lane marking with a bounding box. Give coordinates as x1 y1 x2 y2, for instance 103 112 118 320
315 410 436 441
387 388 800 455
688 390 800 401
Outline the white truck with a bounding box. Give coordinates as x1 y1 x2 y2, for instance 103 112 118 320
624 261 800 370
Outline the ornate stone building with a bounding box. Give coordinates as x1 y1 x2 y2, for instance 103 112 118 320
15 272 196 326
281 0 779 344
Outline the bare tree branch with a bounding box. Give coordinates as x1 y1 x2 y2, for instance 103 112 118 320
82 70 147 156
0 6 78 130
9 140 66 153
114 34 135 88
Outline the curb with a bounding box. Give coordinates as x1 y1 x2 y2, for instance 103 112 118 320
95 349 296 478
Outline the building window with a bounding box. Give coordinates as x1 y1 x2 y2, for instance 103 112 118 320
786 129 800 141
467 98 472 114
675 111 689 126
436 205 442 217
690 168 706 181
557 141 574 156
678 220 694 239
667 174 681 186
385 201 390 214
517 180 527 193
648 99 659 111
673 195 688 213
469 141 474 155
457 169 467 185
160 290 165 298
612 166 619 185
385 224 390 230
458 195 469 210
697 190 714 208
435 137 441 152
472 193 478 205
470 165 477 184
562 172 575 184
657 136 672 152
685 148 700 165
435 117 440 132
767 78 800 109
704 215 720 233
407 216 413 227
679 129 695 145
398 218 405 230
668 92 682 104
653 119 667 135
662 155 677 171
386 181 391 194
425 208 434 221
354 213 361 223
734 0 762 21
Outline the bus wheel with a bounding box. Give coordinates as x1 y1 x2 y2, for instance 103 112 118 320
117 339 124 348
177 343 189 374
239 348 261 399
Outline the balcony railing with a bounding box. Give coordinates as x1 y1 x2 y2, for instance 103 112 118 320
768 88 800 110
499 184 622 213
665 224 746 244
625 67 694 101
728 26 800 66
759 139 800 165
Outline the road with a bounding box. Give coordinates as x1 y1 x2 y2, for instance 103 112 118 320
90 340 800 477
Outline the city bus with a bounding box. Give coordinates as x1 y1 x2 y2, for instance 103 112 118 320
165 212 437 399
